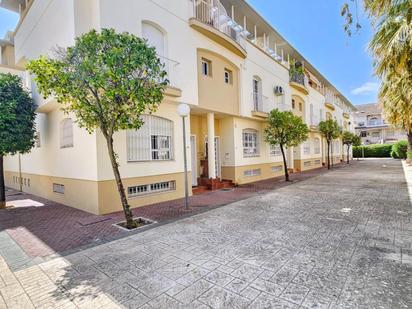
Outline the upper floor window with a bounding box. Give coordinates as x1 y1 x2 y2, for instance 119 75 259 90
127 115 174 162
368 117 379 126
142 21 166 57
303 140 311 155
60 118 74 148
292 99 296 109
314 138 321 154
310 104 314 124
224 68 233 85
253 76 262 111
299 102 303 112
270 145 282 157
201 58 212 76
243 129 259 157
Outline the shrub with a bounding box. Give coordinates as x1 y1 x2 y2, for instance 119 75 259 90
353 144 393 158
390 140 408 159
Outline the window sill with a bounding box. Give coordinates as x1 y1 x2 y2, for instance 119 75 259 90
127 159 175 163
243 154 260 158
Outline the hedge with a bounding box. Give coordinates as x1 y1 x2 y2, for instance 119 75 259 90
391 140 408 159
353 144 393 158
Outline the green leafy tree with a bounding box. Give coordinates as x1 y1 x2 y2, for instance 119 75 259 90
342 131 361 164
0 73 36 208
27 29 168 228
264 109 309 181
319 119 341 170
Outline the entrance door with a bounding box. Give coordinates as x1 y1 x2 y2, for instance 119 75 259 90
205 137 221 179
190 136 197 186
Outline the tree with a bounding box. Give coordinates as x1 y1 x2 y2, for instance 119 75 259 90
0 73 36 208
264 109 309 181
319 119 341 170
27 29 168 228
342 131 361 164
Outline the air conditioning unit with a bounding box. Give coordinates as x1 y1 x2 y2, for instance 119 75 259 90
274 86 284 96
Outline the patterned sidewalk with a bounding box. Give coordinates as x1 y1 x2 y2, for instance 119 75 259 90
1 164 349 265
0 159 410 308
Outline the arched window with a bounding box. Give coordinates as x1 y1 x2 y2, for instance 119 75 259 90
142 21 166 57
60 118 73 148
243 129 259 157
127 115 174 161
314 138 321 154
252 76 262 111
369 117 379 126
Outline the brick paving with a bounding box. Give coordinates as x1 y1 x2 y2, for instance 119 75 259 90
0 158 410 308
1 164 347 261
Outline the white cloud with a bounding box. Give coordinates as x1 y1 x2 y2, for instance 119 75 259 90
351 82 379 95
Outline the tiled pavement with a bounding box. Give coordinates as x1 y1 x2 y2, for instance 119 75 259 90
1 164 347 264
0 159 411 308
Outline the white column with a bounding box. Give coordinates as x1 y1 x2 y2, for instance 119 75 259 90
288 147 294 170
207 112 216 179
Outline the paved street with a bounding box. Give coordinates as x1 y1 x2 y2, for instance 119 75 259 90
0 159 411 308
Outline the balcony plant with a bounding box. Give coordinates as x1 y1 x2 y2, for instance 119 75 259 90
264 108 309 181
0 73 36 208
28 29 168 229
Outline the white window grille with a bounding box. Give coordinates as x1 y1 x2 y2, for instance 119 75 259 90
128 181 175 197
314 138 321 154
127 115 174 162
303 141 311 155
252 77 262 111
243 129 259 157
314 159 321 165
60 118 73 148
270 145 282 157
243 169 261 177
53 183 65 194
304 161 312 167
271 166 283 173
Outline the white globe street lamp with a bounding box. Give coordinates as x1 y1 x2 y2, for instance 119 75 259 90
177 104 190 209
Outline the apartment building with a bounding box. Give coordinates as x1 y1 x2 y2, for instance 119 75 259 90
1 0 356 215
354 103 406 145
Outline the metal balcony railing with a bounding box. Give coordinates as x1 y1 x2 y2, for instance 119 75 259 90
290 72 308 88
158 55 180 89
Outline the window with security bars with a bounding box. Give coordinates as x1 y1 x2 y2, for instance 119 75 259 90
271 166 283 173
314 138 321 154
53 183 65 194
303 141 311 155
314 159 321 165
304 161 312 167
270 145 282 157
243 169 261 177
128 181 175 197
127 115 174 161
60 118 73 148
243 129 259 157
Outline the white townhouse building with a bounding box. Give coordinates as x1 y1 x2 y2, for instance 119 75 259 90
1 0 356 214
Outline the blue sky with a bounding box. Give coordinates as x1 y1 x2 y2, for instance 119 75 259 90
0 2 378 105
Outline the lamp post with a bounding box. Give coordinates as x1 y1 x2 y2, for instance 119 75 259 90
177 103 190 210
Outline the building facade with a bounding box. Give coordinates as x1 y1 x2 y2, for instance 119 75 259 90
354 103 406 145
1 0 356 215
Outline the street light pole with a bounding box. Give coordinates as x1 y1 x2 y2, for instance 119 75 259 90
177 104 190 210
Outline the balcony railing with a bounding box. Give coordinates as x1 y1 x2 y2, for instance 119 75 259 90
252 93 271 114
159 55 180 89
290 72 308 88
192 0 246 50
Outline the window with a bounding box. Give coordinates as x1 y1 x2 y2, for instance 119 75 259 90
252 77 262 111
243 129 259 157
292 99 295 109
314 159 321 165
244 169 261 177
127 115 174 161
304 161 312 167
142 21 165 57
53 183 65 194
360 131 367 137
35 131 41 148
303 141 311 155
128 181 175 197
60 118 74 148
224 68 232 84
310 104 314 125
386 129 395 137
201 58 212 76
314 138 321 154
271 166 283 173
333 141 340 153
270 145 282 157
299 102 303 112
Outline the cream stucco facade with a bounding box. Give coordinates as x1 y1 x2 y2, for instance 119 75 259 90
1 0 356 214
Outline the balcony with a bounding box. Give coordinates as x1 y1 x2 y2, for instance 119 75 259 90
309 114 320 131
189 0 247 58
159 56 182 97
251 93 270 118
289 72 309 95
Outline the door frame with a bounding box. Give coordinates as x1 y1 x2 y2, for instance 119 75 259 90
205 136 221 179
190 135 198 186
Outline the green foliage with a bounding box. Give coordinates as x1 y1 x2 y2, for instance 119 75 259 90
319 119 341 142
390 140 408 159
27 28 168 135
0 73 36 156
353 144 393 158
27 29 168 228
264 109 309 148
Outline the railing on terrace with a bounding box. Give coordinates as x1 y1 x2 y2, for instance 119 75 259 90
192 0 246 50
159 55 180 89
252 93 271 113
290 72 308 88
367 119 385 126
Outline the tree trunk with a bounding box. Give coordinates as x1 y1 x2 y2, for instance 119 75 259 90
104 134 136 229
327 141 330 170
0 155 5 209
280 145 290 182
407 132 412 163
331 142 334 168
347 145 350 164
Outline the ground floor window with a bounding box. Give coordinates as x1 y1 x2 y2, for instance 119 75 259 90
128 180 176 197
243 129 259 157
244 169 261 177
270 145 282 157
